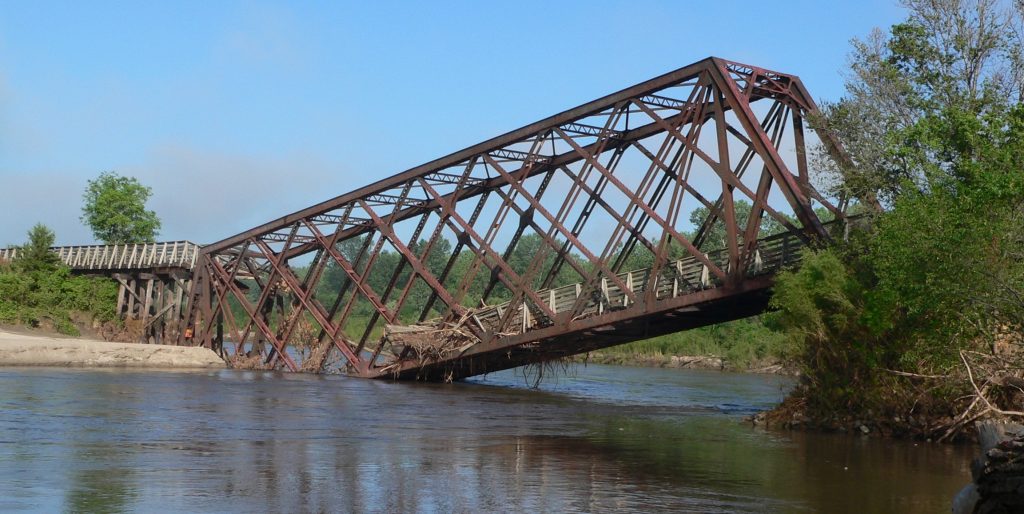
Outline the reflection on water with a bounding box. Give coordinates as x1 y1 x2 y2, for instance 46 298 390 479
0 364 970 513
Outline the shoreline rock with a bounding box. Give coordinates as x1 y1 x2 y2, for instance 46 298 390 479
953 421 1024 513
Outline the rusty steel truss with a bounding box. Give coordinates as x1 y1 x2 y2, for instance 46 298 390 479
181 57 855 381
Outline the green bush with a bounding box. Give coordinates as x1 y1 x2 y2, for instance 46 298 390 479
767 154 1024 420
0 265 116 335
0 234 117 336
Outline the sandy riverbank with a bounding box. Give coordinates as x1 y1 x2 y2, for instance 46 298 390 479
0 328 225 369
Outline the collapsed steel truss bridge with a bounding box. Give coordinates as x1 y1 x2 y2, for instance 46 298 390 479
181 57 857 381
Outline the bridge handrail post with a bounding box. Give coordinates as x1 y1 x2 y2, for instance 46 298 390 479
782 235 790 268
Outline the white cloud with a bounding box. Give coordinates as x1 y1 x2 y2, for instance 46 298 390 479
124 144 342 245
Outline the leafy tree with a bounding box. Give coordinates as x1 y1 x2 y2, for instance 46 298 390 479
812 0 1024 205
504 233 580 290
865 104 1024 354
687 199 793 251
769 0 1024 436
80 171 162 244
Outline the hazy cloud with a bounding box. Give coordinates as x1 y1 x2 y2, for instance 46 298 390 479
1 144 348 248
124 144 343 245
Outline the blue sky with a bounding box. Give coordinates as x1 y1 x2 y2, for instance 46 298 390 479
0 1 907 246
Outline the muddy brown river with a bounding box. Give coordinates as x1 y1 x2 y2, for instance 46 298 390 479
0 362 972 512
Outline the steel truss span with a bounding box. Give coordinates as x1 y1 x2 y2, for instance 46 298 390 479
181 56 856 381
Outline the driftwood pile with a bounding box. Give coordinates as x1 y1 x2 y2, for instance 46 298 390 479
300 340 333 372
382 313 480 366
229 352 273 371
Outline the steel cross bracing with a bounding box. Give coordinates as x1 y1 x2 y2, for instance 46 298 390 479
181 57 859 381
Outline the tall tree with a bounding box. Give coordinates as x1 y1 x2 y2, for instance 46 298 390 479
687 200 792 251
15 223 61 272
80 171 162 244
813 0 1024 204
769 0 1024 438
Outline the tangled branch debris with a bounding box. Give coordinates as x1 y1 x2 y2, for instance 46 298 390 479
382 312 479 368
519 356 578 388
229 353 274 371
938 350 1024 442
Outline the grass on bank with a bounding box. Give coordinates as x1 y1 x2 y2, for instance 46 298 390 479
595 317 794 369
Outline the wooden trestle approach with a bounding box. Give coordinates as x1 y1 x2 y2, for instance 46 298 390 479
0 241 201 343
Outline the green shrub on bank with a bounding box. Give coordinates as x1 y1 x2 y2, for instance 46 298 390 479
761 2 1024 437
0 265 118 336
766 248 880 413
766 109 1024 425
0 224 118 336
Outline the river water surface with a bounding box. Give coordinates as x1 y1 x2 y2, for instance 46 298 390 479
0 362 972 512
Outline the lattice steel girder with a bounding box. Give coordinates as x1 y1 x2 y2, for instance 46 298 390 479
183 56 858 378
200 58 841 256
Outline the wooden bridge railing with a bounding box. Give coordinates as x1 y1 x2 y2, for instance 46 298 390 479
470 224 814 335
0 241 201 271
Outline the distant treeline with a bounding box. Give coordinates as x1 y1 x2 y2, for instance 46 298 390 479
224 200 803 363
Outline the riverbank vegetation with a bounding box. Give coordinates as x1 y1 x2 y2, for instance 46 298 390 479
0 224 117 336
765 0 1024 440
